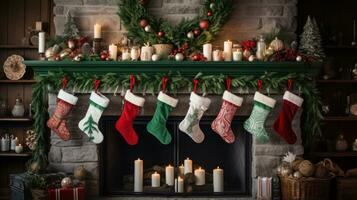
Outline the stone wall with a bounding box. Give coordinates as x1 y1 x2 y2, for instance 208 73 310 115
53 0 297 45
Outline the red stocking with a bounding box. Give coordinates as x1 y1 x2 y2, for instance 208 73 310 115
273 91 303 144
115 90 145 145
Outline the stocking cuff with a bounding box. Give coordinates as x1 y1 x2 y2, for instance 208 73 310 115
223 90 243 107
58 89 78 105
90 91 110 108
254 91 276 108
283 91 303 107
190 92 211 110
158 91 178 108
125 90 145 107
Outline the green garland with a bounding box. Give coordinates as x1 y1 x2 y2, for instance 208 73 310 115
30 72 322 171
118 0 232 52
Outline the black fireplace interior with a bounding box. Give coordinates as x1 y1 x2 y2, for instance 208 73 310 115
100 116 252 196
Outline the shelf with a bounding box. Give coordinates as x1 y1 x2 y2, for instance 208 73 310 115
0 117 32 122
312 151 357 158
0 45 37 49
323 45 357 49
323 116 357 122
0 151 32 157
316 79 357 84
0 80 36 84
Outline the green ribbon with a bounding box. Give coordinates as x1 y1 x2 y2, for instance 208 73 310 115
89 99 105 111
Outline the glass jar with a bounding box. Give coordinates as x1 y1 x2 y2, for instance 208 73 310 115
11 98 25 117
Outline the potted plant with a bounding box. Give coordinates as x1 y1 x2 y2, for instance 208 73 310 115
25 173 48 200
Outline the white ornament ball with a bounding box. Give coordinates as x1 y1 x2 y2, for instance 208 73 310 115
187 31 194 39
144 25 151 32
61 177 73 188
296 55 302 62
248 55 255 62
293 171 303 179
152 54 160 61
175 53 184 61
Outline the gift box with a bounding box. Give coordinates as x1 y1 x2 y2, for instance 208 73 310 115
48 187 85 200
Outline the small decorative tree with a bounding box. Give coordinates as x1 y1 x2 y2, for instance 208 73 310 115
299 16 325 61
83 115 98 141
63 12 79 39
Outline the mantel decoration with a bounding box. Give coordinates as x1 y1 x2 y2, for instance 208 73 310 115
29 69 322 171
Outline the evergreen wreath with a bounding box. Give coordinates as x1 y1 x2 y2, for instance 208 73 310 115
30 71 322 171
118 0 233 53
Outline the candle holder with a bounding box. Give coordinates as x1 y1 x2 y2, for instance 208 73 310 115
93 38 103 54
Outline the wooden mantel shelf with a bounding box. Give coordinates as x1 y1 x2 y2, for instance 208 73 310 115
23 61 321 76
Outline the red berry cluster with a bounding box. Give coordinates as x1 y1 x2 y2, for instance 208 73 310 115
191 53 206 61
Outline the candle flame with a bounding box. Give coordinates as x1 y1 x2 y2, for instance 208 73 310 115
199 167 202 170
217 166 220 169
186 157 190 160
168 164 171 167
180 164 184 167
154 171 157 174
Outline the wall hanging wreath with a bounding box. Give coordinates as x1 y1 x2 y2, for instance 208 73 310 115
118 0 233 54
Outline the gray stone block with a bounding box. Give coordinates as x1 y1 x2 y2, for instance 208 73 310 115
48 146 62 163
48 162 99 179
252 155 281 177
54 0 83 5
51 138 84 147
84 0 107 5
61 145 99 162
255 144 304 156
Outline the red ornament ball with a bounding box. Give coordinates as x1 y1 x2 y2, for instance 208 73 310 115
199 20 209 30
183 42 189 49
157 31 165 37
193 29 201 37
207 10 213 17
100 51 109 61
139 19 148 28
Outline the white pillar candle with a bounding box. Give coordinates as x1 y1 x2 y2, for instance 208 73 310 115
11 137 18 150
151 172 160 187
194 167 205 185
134 158 143 192
140 46 153 61
203 43 212 61
94 23 101 39
109 44 118 61
184 158 192 174
223 40 233 61
213 50 222 61
165 164 174 186
177 177 184 193
178 164 185 176
38 32 45 53
122 51 131 61
213 166 224 192
15 144 23 154
233 50 243 61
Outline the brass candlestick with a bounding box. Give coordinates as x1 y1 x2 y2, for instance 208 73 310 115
93 38 103 54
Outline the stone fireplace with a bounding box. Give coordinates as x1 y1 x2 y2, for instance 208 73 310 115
47 92 304 199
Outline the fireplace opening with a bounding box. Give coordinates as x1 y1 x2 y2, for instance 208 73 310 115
100 116 252 197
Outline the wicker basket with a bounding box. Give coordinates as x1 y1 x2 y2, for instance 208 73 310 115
152 44 173 59
280 176 332 200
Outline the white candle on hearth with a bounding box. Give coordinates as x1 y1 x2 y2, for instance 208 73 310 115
184 158 192 174
233 49 243 61
109 44 118 61
151 172 160 187
194 167 205 185
38 32 45 53
165 164 174 186
134 158 143 192
203 43 212 61
224 40 233 61
213 50 222 61
213 166 224 192
177 176 184 193
178 164 184 176
94 23 101 39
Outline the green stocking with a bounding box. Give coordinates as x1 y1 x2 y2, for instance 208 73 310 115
244 92 276 143
147 91 178 145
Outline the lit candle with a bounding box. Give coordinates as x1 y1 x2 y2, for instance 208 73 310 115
224 40 233 61
35 21 42 31
177 177 184 193
38 32 45 53
213 50 222 61
15 144 23 154
109 44 118 61
151 172 160 187
194 167 205 185
203 43 212 61
184 158 192 174
165 164 174 186
233 49 243 61
134 158 143 192
178 164 185 176
94 23 102 39
213 166 224 192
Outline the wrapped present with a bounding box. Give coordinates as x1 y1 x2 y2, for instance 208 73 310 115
257 176 272 200
48 187 85 200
